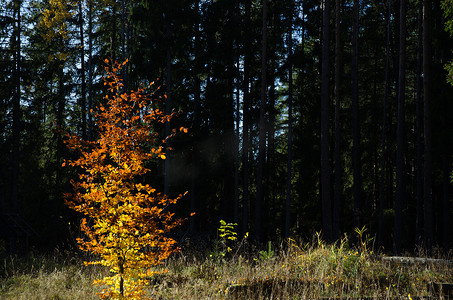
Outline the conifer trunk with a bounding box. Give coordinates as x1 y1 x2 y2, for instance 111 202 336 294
255 0 267 242
423 0 433 250
11 0 21 216
242 0 251 236
352 0 362 230
190 0 201 233
87 0 93 140
378 0 392 249
79 0 87 139
164 7 171 196
395 0 407 254
333 0 341 241
415 0 423 245
321 0 332 242
285 0 294 238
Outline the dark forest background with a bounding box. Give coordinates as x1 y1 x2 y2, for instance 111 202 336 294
1 0 452 255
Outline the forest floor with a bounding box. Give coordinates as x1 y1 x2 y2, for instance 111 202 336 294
0 234 452 299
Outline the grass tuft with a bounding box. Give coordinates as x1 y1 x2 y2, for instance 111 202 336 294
1 235 452 299
0 249 108 299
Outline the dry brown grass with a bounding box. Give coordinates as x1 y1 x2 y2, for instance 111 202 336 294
1 236 452 299
148 235 453 299
0 249 108 299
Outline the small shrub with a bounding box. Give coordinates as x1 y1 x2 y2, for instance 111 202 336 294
209 220 238 259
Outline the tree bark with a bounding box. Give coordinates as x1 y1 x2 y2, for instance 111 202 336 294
395 0 407 254
119 260 124 297
267 58 276 228
190 0 201 233
221 42 236 224
234 56 240 224
121 0 126 61
11 0 21 215
415 0 423 246
441 116 450 248
378 0 392 249
423 0 433 250
87 0 93 140
333 0 341 241
351 0 362 230
321 0 332 242
255 0 267 242
241 0 251 236
164 7 171 196
79 0 87 139
285 0 294 239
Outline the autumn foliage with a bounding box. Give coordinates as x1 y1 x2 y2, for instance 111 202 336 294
63 59 186 299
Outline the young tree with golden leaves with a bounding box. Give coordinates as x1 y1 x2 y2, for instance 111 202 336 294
63 59 186 299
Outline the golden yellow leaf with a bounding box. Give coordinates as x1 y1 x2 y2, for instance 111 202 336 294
63 59 182 299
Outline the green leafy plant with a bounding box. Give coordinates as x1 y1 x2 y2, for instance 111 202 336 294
209 220 238 259
354 226 374 255
218 220 238 245
259 241 275 261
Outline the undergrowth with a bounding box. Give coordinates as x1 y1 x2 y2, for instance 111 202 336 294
0 249 108 299
1 232 452 299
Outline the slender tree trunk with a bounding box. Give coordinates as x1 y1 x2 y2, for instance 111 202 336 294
234 59 240 224
352 0 362 230
372 43 379 227
164 8 171 196
79 0 87 139
333 0 341 241
222 47 236 223
440 33 449 249
57 67 65 158
233 0 241 224
126 4 132 85
119 261 124 297
11 0 21 216
441 120 450 248
267 59 276 227
395 0 407 254
190 0 201 233
321 0 332 242
378 0 392 249
111 3 117 60
121 0 130 89
87 0 93 140
285 1 294 238
415 0 423 246
242 0 251 236
121 0 126 61
255 0 267 242
53 60 65 246
423 0 433 250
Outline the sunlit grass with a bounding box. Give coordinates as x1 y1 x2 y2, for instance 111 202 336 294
0 249 108 299
1 235 452 299
148 232 453 299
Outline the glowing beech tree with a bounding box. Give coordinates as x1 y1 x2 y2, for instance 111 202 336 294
63 59 186 299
